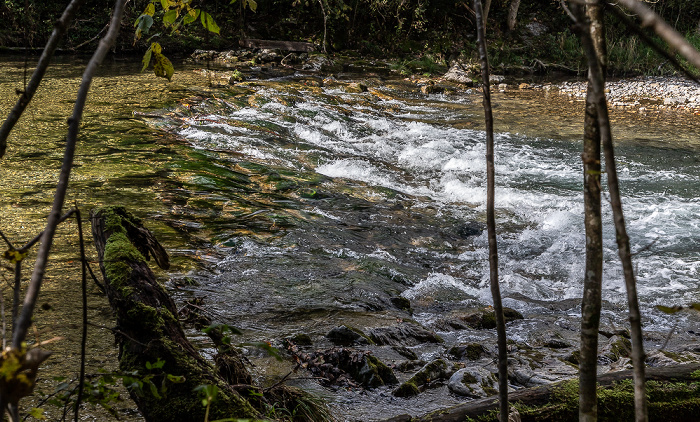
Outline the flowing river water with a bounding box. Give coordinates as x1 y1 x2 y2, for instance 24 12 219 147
1 56 699 421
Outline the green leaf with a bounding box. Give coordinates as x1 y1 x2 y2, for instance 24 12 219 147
161 0 170 9
141 46 153 72
200 11 220 34
144 3 156 16
656 305 683 314
167 374 186 383
153 52 174 81
29 408 46 420
246 0 257 12
184 8 200 24
230 0 238 4
134 14 154 40
163 8 178 26
147 380 161 399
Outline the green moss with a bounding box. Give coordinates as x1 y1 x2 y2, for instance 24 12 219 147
393 381 419 397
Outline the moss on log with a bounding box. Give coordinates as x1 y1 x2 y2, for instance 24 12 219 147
91 206 260 421
410 363 700 422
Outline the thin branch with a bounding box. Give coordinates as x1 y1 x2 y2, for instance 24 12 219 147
73 207 88 422
0 230 14 249
12 0 129 349
0 0 87 159
605 2 700 83
474 1 508 421
613 0 700 72
19 209 77 252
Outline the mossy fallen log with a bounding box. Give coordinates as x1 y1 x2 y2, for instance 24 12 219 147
408 363 700 422
91 206 261 421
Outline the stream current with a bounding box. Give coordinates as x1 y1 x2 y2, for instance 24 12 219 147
1 56 699 420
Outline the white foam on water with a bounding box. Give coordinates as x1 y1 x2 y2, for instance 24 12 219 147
170 85 700 325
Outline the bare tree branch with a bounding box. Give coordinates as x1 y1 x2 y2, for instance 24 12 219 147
606 2 700 82
12 0 129 350
613 0 700 72
0 0 87 159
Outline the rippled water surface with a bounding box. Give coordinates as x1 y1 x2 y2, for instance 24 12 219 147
1 56 699 421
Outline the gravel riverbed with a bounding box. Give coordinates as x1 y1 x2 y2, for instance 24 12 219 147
529 76 700 114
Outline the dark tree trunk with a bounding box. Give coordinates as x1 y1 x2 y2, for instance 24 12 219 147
474 1 508 421
91 206 260 422
579 2 606 421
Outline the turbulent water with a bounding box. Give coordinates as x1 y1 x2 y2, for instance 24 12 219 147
156 77 700 331
144 75 700 419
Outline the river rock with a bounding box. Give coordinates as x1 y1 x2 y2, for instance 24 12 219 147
295 347 397 388
326 325 372 346
434 307 524 331
448 367 498 397
393 359 450 397
448 343 488 360
367 323 443 346
257 49 281 62
344 82 368 93
442 63 475 85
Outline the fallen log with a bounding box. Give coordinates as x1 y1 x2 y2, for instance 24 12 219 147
239 38 316 52
408 363 700 422
91 206 260 421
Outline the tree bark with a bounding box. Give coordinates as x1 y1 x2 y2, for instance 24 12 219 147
91 206 260 422
507 0 521 31
409 363 700 422
579 3 605 421
572 4 648 421
483 0 492 25
474 2 508 421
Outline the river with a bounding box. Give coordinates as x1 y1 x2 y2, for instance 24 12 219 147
1 55 698 421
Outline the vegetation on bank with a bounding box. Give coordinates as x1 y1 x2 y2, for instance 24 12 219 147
2 0 700 76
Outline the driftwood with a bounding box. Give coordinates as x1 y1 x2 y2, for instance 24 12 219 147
91 206 260 421
403 363 700 422
239 38 316 52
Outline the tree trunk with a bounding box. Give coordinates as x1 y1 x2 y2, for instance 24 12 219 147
409 363 700 422
507 0 521 31
572 4 648 421
579 3 605 421
474 2 508 421
91 206 260 422
483 0 492 25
